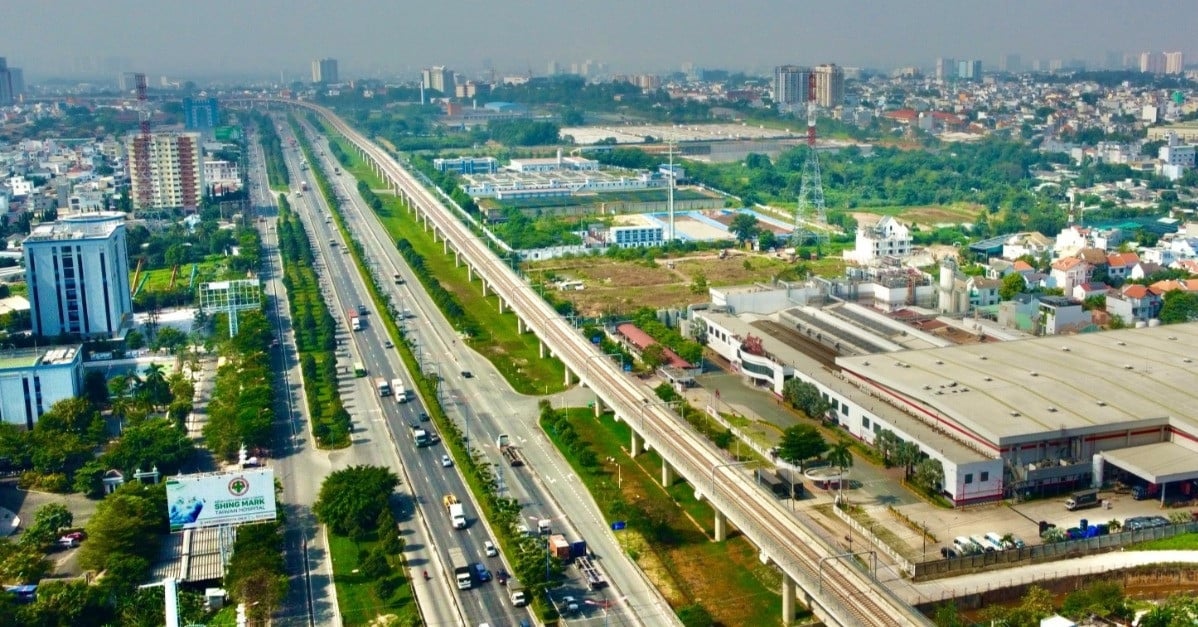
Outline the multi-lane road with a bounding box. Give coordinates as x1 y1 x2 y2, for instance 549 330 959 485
292 101 932 627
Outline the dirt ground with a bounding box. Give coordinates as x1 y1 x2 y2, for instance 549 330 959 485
528 250 803 316
852 203 981 230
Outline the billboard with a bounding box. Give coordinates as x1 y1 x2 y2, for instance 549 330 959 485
166 468 277 532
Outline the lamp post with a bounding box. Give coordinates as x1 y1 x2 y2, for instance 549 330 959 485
584 352 624 387
638 398 683 435
710 460 751 503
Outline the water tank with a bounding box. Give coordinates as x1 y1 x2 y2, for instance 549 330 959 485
1135 320 1147 328
1148 318 1161 327
1092 453 1104 488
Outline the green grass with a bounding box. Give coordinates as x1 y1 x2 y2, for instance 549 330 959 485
1130 532 1198 550
542 407 790 627
318 127 567 395
135 259 235 294
327 532 418 626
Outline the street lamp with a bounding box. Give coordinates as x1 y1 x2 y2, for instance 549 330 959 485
710 460 751 503
638 398 684 436
583 352 624 387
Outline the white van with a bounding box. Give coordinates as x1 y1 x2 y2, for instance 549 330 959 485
984 532 1010 551
953 536 978 555
970 534 998 553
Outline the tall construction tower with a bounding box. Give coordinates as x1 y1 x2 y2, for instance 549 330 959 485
132 73 153 210
793 71 827 245
666 141 676 243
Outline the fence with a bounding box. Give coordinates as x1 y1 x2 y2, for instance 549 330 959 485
830 503 917 576
913 521 1198 580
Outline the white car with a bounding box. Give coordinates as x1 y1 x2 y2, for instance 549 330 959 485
441 454 453 468
484 540 498 557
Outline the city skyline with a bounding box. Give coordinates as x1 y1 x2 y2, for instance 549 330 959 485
2 0 1196 81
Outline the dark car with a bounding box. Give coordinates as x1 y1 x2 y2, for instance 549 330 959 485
940 547 957 559
419 412 429 422
461 371 474 379
496 568 509 585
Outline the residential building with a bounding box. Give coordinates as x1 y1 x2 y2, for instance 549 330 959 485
1106 252 1140 281
1139 51 1165 74
0 346 83 429
773 65 810 112
957 59 983 80
812 64 845 108
1158 132 1195 181
182 97 220 131
1001 231 1052 260
935 57 956 81
1072 282 1109 301
1049 257 1087 294
1105 284 1161 323
126 131 205 211
1164 51 1185 75
23 212 133 339
311 58 338 83
1037 295 1093 334
607 214 664 248
422 66 455 96
849 216 912 265
0 57 15 105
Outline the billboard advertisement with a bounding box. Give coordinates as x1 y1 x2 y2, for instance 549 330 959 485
166 468 277 532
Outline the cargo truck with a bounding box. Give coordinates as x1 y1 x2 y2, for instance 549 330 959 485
448 547 471 590
443 494 467 529
497 434 524 467
391 378 407 403
410 424 430 447
374 378 391 397
347 308 362 332
1065 488 1101 511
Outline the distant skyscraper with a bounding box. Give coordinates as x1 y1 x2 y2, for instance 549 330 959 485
1104 50 1125 70
183 97 220 131
311 58 338 83
547 60 559 75
1001 54 1021 73
1139 51 1165 74
956 59 983 80
773 65 810 112
421 66 455 95
812 64 845 108
1164 51 1185 75
935 57 956 81
0 57 14 105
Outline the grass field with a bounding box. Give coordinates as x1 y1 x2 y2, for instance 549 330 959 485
319 126 567 394
1131 532 1198 550
134 259 236 296
543 407 790 627
851 202 982 228
328 532 418 626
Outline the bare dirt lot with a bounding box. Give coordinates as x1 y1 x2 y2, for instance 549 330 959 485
852 203 982 230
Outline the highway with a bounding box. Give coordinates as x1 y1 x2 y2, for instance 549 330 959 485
275 121 527 626
291 100 933 627
289 115 678 627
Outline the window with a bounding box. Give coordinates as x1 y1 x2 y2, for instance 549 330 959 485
862 417 871 430
964 473 974 484
980 471 989 482
872 423 880 434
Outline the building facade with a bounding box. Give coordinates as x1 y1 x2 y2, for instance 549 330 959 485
311 58 338 83
773 65 810 111
183 97 220 131
23 213 133 339
126 132 205 211
812 64 844 108
0 346 83 429
851 215 912 265
422 66 456 96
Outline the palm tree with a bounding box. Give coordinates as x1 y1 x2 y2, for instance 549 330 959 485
137 363 171 411
827 440 854 501
896 441 921 481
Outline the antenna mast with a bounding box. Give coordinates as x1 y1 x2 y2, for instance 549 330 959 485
794 70 827 246
133 73 153 211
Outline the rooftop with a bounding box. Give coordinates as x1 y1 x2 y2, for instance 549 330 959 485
23 212 124 244
836 323 1198 447
0 345 80 370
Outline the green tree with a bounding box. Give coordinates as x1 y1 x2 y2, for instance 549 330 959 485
136 363 172 410
83 371 110 407
913 458 945 495
729 212 759 246
1159 290 1198 324
224 522 288 622
1140 593 1198 627
640 343 666 369
79 482 165 572
827 440 853 474
1061 581 1131 621
0 539 51 584
314 465 400 537
932 601 964 627
776 424 828 466
125 329 145 351
20 503 74 550
874 429 900 467
999 271 1026 300
895 441 921 481
782 378 831 420
102 419 195 476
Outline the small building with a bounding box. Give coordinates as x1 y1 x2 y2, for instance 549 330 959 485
849 216 912 266
0 345 83 428
613 323 694 371
1038 295 1093 335
1105 284 1162 323
432 156 499 175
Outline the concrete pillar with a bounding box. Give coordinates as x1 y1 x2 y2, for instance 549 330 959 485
714 510 727 542
455 250 461 267
468 265 474 281
443 238 448 255
499 298 506 314
539 340 545 358
563 367 572 386
662 462 674 487
517 318 525 334
630 431 642 457
593 396 604 415
781 573 795 623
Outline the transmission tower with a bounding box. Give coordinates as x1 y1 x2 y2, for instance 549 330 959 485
132 73 153 210
793 71 827 246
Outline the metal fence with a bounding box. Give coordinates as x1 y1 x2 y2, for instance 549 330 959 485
913 521 1198 580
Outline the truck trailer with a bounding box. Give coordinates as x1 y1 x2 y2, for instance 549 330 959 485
448 547 471 590
391 378 407 402
374 378 391 397
347 308 362 332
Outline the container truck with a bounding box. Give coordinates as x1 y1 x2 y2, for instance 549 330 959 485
448 547 471 590
1065 488 1101 511
410 424 430 447
497 434 524 467
442 494 467 529
374 378 391 397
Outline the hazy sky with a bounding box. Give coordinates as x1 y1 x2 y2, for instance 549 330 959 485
5 0 1196 80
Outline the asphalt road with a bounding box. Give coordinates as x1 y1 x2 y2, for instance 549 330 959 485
293 118 679 627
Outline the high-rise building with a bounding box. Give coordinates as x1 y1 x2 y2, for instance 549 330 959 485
1000 54 1022 73
935 57 956 81
311 58 338 83
1164 51 1185 75
126 132 205 211
422 66 456 96
547 60 560 75
0 57 14 105
23 212 133 340
0 346 83 429
812 64 844 108
956 59 982 80
773 65 810 111
1139 51 1165 74
183 97 220 131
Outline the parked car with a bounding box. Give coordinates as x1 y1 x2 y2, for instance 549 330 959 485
58 532 85 548
461 371 474 379
940 547 957 559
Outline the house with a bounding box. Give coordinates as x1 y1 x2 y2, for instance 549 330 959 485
1106 252 1140 281
1169 237 1198 259
1076 247 1108 278
1001 231 1053 260
1038 296 1093 335
1129 261 1163 281
1149 278 1198 294
1053 225 1090 256
1072 282 1109 301
1105 284 1162 322
1049 257 1088 294
850 216 913 265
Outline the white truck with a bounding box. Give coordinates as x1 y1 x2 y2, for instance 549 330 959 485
448 547 471 590
374 378 391 397
391 378 407 403
443 494 467 529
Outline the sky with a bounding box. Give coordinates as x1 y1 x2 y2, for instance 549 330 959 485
4 0 1196 80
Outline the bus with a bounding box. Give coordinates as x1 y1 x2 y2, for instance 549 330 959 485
353 362 366 377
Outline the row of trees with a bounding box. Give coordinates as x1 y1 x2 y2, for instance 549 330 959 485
395 239 480 338
202 311 276 460
629 307 704 366
254 111 290 188
275 193 352 447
